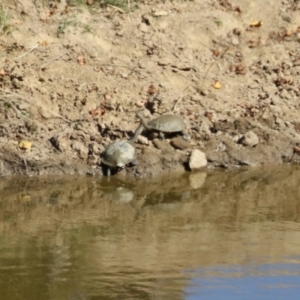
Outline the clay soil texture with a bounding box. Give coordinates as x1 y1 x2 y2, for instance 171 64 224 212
1 0 300 177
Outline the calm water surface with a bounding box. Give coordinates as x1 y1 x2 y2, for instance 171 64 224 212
0 166 300 300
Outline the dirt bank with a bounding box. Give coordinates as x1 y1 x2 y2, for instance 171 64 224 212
1 0 300 177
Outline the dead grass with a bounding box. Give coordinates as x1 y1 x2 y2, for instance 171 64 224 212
0 6 14 35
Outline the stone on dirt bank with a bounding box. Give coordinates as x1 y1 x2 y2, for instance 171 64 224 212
241 131 259 147
170 137 190 150
189 149 207 170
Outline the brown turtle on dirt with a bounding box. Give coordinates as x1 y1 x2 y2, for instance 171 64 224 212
102 125 143 176
136 111 190 140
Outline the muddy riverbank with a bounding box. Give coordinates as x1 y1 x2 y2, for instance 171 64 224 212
1 0 300 177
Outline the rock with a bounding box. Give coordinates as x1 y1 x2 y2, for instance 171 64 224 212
241 131 259 147
153 139 174 152
189 149 207 170
157 57 172 66
170 137 190 150
171 62 192 71
231 37 239 46
137 135 149 145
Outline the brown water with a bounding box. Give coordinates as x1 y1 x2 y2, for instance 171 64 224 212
1 166 300 300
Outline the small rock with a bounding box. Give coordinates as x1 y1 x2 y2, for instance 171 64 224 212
189 149 207 170
231 37 239 46
171 63 192 71
137 135 149 145
170 137 190 150
157 57 172 66
241 131 259 147
153 139 174 152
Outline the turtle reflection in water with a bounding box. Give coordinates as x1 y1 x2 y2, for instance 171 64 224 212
102 125 143 176
136 111 190 140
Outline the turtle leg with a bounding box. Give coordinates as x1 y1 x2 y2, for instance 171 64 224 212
131 159 138 166
106 167 111 176
181 130 190 141
159 132 165 139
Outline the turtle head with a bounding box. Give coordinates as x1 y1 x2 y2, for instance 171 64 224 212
135 111 150 129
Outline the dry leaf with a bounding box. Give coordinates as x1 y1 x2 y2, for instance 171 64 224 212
250 21 263 28
21 195 31 202
90 107 105 118
212 49 220 57
39 40 48 47
19 140 32 150
77 54 86 65
213 81 222 89
86 0 94 4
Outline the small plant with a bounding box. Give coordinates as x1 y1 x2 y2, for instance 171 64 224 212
98 0 140 10
57 18 77 37
99 0 127 8
81 24 93 34
214 20 223 27
0 6 14 35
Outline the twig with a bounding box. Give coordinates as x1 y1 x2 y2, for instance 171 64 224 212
0 89 71 124
127 0 133 21
14 43 40 61
172 86 191 111
39 53 66 71
108 4 125 14
200 46 229 90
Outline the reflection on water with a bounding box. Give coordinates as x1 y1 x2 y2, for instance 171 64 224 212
0 166 300 299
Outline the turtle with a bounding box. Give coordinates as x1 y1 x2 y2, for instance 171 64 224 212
136 111 190 140
101 124 143 176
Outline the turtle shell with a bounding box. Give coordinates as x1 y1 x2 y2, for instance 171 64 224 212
102 140 136 168
148 114 186 133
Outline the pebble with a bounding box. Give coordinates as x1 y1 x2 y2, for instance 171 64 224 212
241 131 259 147
170 137 190 150
153 139 174 152
137 135 149 145
189 149 207 170
231 37 239 46
157 57 172 66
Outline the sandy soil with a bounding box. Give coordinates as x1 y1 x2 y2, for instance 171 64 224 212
0 0 300 177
